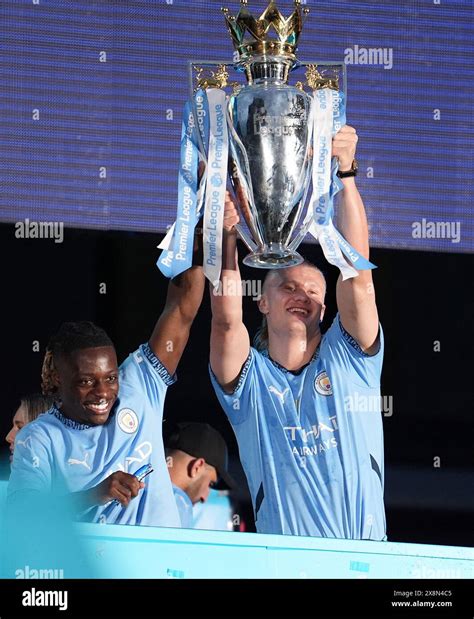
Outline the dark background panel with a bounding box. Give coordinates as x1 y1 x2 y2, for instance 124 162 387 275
1 223 472 546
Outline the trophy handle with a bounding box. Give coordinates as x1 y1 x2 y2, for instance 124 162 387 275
235 224 258 252
288 217 313 252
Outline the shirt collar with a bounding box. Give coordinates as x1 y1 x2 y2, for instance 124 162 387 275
50 400 119 430
261 341 321 375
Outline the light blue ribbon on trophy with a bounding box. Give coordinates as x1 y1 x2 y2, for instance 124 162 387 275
194 88 210 153
157 98 201 278
202 88 229 289
308 88 376 280
158 88 228 288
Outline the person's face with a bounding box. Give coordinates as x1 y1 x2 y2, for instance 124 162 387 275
54 346 119 426
258 265 326 340
6 404 27 461
186 459 218 505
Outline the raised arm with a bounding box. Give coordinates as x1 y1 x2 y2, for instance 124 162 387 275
333 126 379 354
210 193 250 393
149 237 205 376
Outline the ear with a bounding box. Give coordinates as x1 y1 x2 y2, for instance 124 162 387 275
189 457 205 479
258 294 269 315
320 303 326 323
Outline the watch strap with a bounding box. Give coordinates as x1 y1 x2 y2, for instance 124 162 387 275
336 159 358 178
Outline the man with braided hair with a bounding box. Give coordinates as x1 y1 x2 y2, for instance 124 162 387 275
8 265 205 528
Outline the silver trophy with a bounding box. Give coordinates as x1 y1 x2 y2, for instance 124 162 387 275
224 1 344 268
189 1 344 270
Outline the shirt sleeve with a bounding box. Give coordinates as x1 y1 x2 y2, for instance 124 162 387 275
119 342 176 412
322 313 384 388
209 352 264 509
7 426 53 497
209 349 256 426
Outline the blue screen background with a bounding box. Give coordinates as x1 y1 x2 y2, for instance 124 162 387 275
1 0 472 253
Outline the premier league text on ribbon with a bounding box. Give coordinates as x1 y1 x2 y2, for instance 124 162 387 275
195 92 207 148
171 110 197 265
315 134 330 224
205 101 225 269
158 98 200 276
314 88 340 226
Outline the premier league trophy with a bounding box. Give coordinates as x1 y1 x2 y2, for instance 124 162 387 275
159 1 373 284
224 0 314 268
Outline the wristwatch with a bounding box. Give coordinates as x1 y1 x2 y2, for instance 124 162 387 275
336 159 358 178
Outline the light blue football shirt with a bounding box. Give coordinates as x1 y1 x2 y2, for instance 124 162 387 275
192 489 233 532
172 484 194 529
210 314 386 540
8 343 181 528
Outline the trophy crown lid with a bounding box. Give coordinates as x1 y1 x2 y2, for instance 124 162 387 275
221 1 309 64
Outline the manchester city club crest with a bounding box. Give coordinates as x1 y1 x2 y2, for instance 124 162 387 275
117 408 139 434
314 371 333 396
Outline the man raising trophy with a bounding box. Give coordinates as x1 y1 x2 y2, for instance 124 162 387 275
209 1 386 540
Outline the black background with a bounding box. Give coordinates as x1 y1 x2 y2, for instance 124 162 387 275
0 578 473 618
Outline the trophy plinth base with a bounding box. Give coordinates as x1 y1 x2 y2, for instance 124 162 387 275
242 245 304 270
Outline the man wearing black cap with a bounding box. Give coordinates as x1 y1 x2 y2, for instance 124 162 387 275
165 422 234 528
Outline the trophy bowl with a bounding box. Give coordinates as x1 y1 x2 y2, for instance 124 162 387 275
228 55 313 268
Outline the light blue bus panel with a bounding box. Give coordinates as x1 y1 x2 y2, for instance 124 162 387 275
0 480 472 579
77 523 473 579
